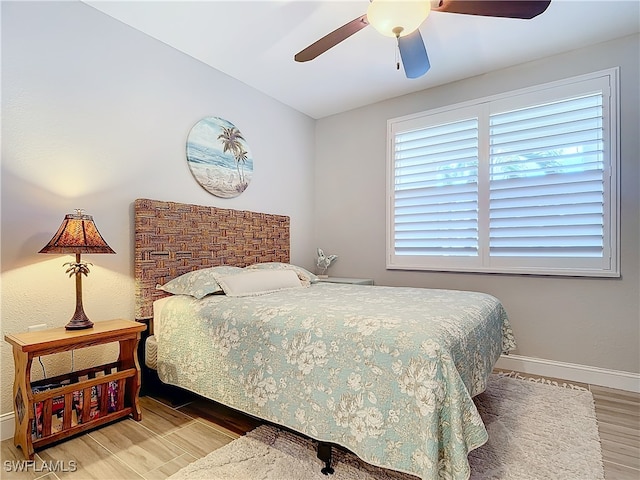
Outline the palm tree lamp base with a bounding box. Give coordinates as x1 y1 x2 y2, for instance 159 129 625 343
65 265 94 330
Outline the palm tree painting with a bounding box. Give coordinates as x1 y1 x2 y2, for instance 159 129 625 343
186 117 254 198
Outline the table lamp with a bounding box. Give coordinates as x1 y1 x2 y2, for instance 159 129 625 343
39 210 115 330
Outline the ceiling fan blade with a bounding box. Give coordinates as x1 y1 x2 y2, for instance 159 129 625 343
294 14 369 62
433 0 551 19
398 29 430 79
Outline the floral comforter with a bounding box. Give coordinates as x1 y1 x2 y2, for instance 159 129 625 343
155 283 516 480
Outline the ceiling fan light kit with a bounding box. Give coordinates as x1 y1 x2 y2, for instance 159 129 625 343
294 0 551 79
366 0 432 38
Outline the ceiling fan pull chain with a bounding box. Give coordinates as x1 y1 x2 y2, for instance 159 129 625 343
396 38 400 70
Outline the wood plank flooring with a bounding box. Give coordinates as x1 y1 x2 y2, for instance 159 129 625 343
2 373 638 480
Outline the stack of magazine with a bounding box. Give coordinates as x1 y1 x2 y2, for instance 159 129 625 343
31 381 119 440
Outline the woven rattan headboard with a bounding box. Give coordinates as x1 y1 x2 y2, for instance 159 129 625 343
134 198 290 320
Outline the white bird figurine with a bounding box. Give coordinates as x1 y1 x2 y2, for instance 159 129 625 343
316 248 338 276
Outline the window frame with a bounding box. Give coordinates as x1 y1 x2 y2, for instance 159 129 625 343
386 68 620 277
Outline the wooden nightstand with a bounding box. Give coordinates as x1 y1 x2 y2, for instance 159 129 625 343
4 319 146 459
317 277 374 285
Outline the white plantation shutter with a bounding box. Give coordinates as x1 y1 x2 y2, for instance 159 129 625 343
387 69 619 276
393 118 479 258
489 93 606 260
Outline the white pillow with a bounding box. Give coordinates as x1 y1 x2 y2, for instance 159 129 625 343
244 262 319 286
214 269 304 297
156 265 242 299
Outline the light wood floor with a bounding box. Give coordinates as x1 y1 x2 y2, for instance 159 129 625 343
2 374 638 480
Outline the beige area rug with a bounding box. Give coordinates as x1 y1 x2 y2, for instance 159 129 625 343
168 374 604 480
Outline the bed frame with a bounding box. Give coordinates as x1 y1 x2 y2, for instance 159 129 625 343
131 198 511 478
133 199 336 473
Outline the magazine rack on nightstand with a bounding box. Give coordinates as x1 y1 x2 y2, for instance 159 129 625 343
4 319 146 460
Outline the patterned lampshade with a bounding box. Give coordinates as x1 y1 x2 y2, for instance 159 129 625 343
39 211 115 254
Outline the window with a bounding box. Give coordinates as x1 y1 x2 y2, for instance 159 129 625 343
387 69 619 277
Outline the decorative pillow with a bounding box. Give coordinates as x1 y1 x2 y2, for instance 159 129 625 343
214 269 304 297
244 262 319 286
156 265 242 299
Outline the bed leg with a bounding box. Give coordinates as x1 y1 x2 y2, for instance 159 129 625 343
317 442 334 475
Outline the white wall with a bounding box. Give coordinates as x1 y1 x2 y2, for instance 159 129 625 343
315 34 640 376
1 1 316 415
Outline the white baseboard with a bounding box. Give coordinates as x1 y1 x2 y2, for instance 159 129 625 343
2 355 637 442
496 354 640 393
1 412 15 442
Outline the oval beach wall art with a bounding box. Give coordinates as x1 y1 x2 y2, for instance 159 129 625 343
186 117 254 198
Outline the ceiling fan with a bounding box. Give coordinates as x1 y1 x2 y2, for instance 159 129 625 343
294 0 551 79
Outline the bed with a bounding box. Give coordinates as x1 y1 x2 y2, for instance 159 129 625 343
134 198 516 480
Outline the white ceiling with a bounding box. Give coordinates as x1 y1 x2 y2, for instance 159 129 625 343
85 0 639 119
